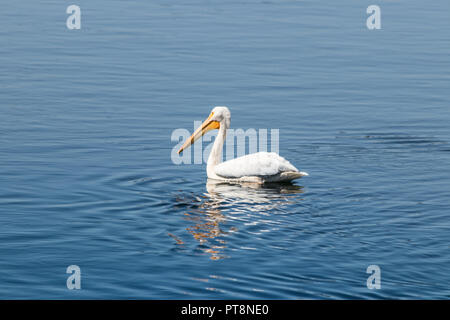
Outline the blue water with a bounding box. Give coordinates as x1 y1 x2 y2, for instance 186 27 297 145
1 0 449 299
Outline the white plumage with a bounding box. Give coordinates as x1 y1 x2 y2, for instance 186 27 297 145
177 106 308 184
215 152 302 178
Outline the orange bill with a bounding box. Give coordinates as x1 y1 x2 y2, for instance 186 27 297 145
177 112 220 154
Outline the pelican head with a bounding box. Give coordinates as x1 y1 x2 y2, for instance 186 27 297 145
177 106 230 154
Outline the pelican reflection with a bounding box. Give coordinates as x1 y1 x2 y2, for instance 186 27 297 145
172 180 304 260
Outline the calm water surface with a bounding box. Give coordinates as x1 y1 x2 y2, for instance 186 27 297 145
1 0 449 298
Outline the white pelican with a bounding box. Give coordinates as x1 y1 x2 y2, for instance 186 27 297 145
177 106 308 183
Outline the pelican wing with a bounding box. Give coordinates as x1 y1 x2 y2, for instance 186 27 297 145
214 152 303 179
